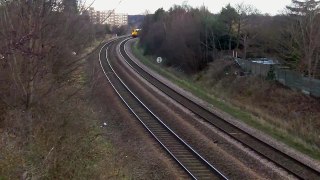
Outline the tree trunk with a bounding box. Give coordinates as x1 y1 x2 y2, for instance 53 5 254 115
243 35 248 59
27 18 35 109
228 36 232 51
211 31 216 61
205 27 208 63
313 52 319 78
228 24 232 50
236 17 241 50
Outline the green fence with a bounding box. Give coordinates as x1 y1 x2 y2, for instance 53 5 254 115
235 58 320 97
235 58 271 76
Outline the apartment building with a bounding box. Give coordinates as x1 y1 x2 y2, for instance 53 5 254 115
87 8 128 26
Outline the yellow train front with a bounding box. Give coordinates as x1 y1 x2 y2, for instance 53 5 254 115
131 29 141 38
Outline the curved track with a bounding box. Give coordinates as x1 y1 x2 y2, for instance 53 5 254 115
99 38 228 180
119 37 320 180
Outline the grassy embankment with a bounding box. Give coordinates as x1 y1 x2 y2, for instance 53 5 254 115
132 40 320 160
0 40 127 179
0 39 179 179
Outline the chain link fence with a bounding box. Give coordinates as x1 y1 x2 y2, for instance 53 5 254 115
235 58 320 97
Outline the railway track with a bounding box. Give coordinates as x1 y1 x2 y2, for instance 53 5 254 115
99 38 228 180
119 37 320 180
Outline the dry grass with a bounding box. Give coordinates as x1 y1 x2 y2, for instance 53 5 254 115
0 70 123 179
0 45 178 179
199 59 320 153
0 41 175 179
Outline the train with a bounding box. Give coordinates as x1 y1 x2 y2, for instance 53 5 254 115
131 29 141 38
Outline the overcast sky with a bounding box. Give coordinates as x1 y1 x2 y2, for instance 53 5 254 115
90 0 293 15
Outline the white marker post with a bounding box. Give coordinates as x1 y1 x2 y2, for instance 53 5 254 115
156 57 162 64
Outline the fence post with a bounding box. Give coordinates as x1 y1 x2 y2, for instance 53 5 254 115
284 70 287 85
260 64 262 78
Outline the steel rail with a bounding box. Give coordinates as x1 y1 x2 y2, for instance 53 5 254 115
120 37 320 180
99 38 228 180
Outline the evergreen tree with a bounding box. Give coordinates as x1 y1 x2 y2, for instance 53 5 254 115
266 65 276 81
219 4 238 50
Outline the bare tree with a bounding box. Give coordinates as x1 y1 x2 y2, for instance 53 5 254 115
287 0 320 78
235 3 259 50
0 0 95 109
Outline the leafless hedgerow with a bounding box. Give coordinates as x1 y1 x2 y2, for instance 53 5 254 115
0 1 117 178
0 0 100 110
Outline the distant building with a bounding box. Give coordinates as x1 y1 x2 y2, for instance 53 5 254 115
88 7 98 24
88 8 128 26
114 13 128 26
